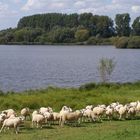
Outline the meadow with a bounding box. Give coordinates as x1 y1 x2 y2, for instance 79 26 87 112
0 82 140 140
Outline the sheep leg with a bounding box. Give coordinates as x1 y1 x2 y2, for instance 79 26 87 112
0 124 5 133
119 114 122 120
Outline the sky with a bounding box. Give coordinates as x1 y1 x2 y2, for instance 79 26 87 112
0 0 140 30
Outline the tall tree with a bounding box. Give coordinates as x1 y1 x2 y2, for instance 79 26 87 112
115 13 131 36
132 16 140 36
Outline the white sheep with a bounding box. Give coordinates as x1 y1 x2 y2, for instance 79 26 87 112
0 116 24 134
39 107 53 114
32 113 46 128
92 106 105 121
118 105 128 120
2 109 16 118
0 113 7 125
20 107 30 120
105 106 114 120
59 110 82 126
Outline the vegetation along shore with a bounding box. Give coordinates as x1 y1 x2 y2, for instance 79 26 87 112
0 13 140 48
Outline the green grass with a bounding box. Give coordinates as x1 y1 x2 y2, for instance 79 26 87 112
0 82 140 139
0 120 140 140
0 82 140 111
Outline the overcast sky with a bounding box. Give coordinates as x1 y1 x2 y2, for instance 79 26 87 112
0 0 140 30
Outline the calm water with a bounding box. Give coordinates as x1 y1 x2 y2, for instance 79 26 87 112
0 45 140 91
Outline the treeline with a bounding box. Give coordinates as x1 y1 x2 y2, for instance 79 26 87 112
0 13 140 48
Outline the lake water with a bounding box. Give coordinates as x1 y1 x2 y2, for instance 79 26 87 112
0 45 140 92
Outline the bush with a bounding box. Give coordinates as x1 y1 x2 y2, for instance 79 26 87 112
127 36 140 48
79 83 97 91
75 29 89 42
115 37 129 48
87 37 98 45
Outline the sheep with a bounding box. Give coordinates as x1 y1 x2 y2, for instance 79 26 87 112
2 109 16 118
59 110 82 126
39 107 53 114
105 106 114 120
118 105 128 120
43 112 53 126
128 107 136 119
85 105 94 110
0 116 24 134
82 109 93 122
20 107 30 120
60 106 72 114
32 112 46 128
52 112 60 124
0 113 7 125
92 106 105 122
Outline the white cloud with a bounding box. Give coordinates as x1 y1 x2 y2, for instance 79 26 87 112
132 6 140 13
74 1 86 8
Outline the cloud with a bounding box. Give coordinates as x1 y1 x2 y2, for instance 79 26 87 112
22 0 67 11
131 6 140 13
1 0 140 29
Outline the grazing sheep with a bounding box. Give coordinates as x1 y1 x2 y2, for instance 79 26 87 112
92 106 105 121
21 107 30 120
59 110 82 126
118 105 128 120
52 112 60 124
0 113 7 125
32 113 46 128
85 105 94 110
2 109 16 119
128 107 136 119
0 116 24 134
39 107 53 114
105 106 114 120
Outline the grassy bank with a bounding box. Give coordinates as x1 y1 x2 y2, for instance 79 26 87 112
0 82 140 140
0 82 140 111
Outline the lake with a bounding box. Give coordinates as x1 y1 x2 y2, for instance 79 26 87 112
0 45 140 91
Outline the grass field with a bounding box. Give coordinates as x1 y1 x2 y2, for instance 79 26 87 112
0 120 140 140
0 82 140 139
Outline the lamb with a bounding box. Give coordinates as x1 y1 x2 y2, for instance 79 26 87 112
20 107 30 120
0 116 24 134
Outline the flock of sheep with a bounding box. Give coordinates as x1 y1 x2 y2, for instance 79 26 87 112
0 101 140 134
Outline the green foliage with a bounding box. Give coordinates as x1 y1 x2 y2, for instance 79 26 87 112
115 37 129 48
127 36 140 48
0 13 140 45
42 26 75 43
0 82 140 110
132 16 140 36
75 29 89 42
98 58 116 82
115 13 131 36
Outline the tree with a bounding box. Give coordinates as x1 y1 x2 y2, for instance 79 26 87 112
115 13 131 36
132 16 140 36
98 58 116 83
75 29 89 42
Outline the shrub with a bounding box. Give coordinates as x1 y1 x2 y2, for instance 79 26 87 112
127 36 140 48
115 37 129 48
